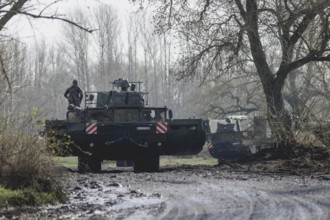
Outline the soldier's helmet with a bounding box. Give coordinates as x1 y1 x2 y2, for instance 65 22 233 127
73 79 78 85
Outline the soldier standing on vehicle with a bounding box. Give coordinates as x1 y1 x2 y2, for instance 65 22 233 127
64 79 83 108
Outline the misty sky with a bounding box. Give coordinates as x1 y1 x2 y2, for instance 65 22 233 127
7 0 134 44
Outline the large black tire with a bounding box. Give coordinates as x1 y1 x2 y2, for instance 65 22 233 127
88 156 102 173
134 153 160 173
133 157 144 173
78 155 102 173
145 154 160 172
78 155 89 173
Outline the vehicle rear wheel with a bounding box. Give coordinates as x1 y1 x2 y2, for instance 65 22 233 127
133 157 144 173
145 154 160 172
88 156 102 173
133 152 159 173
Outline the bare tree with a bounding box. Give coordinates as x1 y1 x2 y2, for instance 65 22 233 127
93 4 120 89
32 40 47 89
135 0 330 143
46 44 70 118
127 13 140 81
0 0 94 33
0 0 95 114
63 8 91 91
0 39 28 117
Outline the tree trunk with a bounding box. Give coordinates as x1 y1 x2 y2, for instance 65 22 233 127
244 0 293 143
264 82 293 143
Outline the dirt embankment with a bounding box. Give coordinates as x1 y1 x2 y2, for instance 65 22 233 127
1 161 330 220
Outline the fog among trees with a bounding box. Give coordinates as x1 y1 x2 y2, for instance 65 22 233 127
0 1 203 121
135 0 330 143
1 0 330 142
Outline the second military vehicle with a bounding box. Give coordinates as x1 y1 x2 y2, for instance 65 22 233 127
206 115 271 162
206 115 257 161
45 79 206 173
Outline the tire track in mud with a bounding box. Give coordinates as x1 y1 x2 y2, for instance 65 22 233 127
158 182 330 220
159 200 209 220
205 185 326 219
2 167 330 219
139 170 330 220
61 172 167 219
255 187 330 220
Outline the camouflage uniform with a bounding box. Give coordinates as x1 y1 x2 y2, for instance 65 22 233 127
64 80 83 107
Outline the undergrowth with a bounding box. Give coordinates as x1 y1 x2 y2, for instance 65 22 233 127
0 113 67 207
0 185 66 207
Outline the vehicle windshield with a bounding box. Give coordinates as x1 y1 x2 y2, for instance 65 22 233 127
113 109 139 122
86 110 113 123
141 109 166 122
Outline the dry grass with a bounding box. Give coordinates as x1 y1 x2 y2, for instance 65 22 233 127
291 119 330 149
0 115 64 193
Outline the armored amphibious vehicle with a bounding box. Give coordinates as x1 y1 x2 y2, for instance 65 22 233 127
45 79 206 173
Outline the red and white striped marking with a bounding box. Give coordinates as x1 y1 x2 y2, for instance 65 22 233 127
86 123 97 134
207 142 213 149
242 139 251 146
156 122 168 134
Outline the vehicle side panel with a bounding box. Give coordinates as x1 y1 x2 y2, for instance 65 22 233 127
163 119 206 155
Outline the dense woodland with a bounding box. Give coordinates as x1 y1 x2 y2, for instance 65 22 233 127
0 2 206 120
1 0 330 140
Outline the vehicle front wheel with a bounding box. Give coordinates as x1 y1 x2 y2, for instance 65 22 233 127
78 155 101 173
78 155 89 173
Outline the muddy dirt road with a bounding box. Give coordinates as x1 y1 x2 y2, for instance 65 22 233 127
2 165 330 219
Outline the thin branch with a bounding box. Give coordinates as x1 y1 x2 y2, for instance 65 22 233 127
167 0 173 28
198 0 210 22
0 0 96 34
0 0 28 32
288 11 316 48
0 1 15 10
38 0 63 16
234 0 246 20
10 11 96 33
0 52 12 94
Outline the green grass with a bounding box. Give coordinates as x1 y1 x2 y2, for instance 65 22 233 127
54 155 218 168
53 157 117 168
0 186 66 208
53 156 78 168
160 156 218 167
